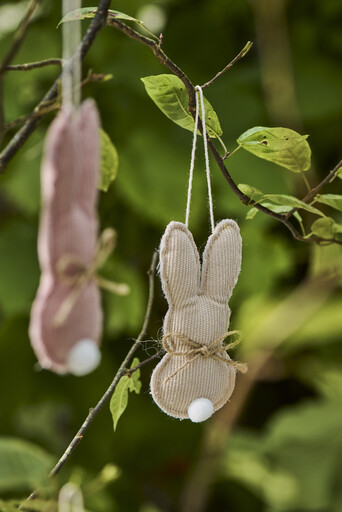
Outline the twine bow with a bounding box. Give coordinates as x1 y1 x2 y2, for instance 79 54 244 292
162 331 248 384
53 228 129 327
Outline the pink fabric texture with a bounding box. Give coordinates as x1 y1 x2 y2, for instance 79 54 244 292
29 100 102 374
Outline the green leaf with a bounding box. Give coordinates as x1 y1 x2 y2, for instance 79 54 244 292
336 167 342 179
0 437 53 492
245 202 304 233
141 74 222 138
238 183 263 200
58 8 143 27
245 201 294 220
311 217 342 239
110 378 130 432
245 207 258 220
98 129 119 192
316 194 342 211
128 358 142 394
263 194 324 216
238 186 323 216
110 358 141 431
237 126 311 172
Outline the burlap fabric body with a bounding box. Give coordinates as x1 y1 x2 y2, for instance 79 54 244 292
150 219 242 419
29 100 102 373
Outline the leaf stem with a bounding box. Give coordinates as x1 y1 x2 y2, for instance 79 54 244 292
300 170 311 193
224 145 241 160
216 134 228 154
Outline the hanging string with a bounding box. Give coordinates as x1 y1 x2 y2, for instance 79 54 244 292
62 0 81 109
185 85 215 233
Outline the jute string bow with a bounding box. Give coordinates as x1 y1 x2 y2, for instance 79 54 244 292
162 331 248 384
53 228 129 327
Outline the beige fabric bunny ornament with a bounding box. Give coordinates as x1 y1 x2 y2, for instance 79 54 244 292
150 220 245 422
150 86 247 422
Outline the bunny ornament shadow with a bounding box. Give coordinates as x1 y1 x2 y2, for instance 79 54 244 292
150 219 246 422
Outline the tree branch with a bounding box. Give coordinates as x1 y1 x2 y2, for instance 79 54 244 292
0 0 42 76
107 18 194 105
49 250 158 478
4 59 63 71
201 41 253 89
126 349 163 376
0 0 111 173
19 250 159 509
1 13 341 245
285 158 342 219
108 20 342 246
3 72 108 134
0 0 42 145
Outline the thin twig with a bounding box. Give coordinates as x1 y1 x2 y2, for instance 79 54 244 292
3 72 107 133
19 250 159 510
0 0 42 75
1 16 341 245
108 20 342 246
0 0 42 144
107 18 194 106
285 158 342 219
0 0 112 173
306 158 342 195
201 41 253 89
4 59 63 71
126 349 164 376
3 104 60 133
50 250 158 478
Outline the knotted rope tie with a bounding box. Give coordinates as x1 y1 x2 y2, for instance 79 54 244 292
162 331 248 384
53 228 129 327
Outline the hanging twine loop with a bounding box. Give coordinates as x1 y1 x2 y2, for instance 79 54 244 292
162 331 248 384
53 228 130 327
62 0 81 110
185 85 215 233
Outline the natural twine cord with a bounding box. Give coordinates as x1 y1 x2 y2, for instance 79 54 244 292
161 331 248 384
185 85 215 234
62 0 81 109
53 228 130 327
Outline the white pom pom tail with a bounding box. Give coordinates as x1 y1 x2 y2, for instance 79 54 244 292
67 339 101 376
188 398 214 423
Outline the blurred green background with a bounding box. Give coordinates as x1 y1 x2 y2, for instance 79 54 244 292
0 0 342 511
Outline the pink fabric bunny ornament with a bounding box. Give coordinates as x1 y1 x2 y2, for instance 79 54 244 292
150 86 247 421
29 100 103 375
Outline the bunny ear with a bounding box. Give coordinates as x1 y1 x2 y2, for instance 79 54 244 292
160 222 200 306
41 108 77 216
201 220 242 304
75 100 100 213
